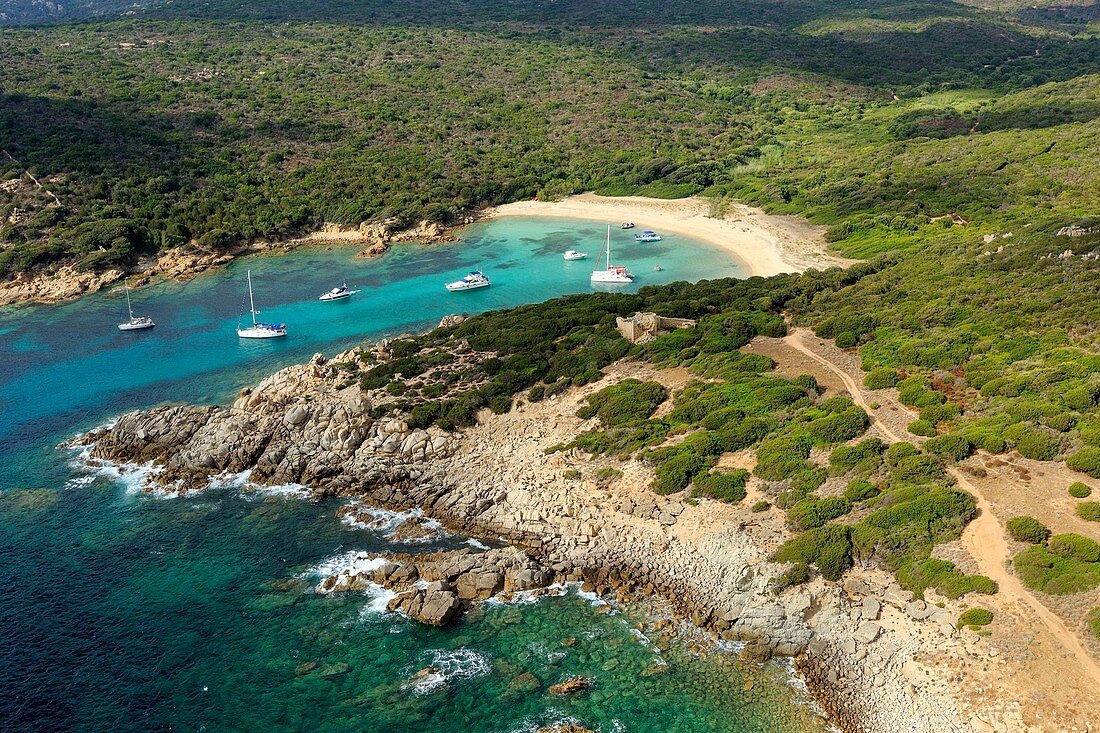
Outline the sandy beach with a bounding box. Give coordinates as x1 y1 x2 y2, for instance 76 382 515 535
488 193 854 277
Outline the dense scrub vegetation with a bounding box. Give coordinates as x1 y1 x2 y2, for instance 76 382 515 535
2 0 1100 276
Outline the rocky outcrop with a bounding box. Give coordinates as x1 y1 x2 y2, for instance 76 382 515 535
0 265 125 306
548 676 592 696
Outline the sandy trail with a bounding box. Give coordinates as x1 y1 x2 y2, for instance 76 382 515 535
487 192 854 277
782 328 1100 688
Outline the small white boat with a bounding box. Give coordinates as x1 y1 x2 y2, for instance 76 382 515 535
620 222 635 230
591 226 634 284
319 283 359 301
117 284 155 331
563 250 588 261
635 229 662 242
446 270 490 291
237 270 287 339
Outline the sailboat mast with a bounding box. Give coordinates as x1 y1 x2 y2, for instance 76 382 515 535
606 225 612 267
124 284 134 319
247 270 258 325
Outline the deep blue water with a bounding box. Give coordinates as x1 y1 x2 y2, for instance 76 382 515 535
0 217 825 732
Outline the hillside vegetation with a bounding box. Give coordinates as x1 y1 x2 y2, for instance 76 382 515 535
1 0 1098 275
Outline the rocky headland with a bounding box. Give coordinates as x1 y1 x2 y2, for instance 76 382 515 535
78 332 1073 733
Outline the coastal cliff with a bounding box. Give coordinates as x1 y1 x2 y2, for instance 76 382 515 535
81 344 981 733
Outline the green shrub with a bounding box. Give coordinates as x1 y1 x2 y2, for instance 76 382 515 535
1068 447 1100 478
771 524 853 581
1076 502 1100 522
908 419 936 437
1006 516 1050 544
979 434 1007 453
864 368 900 390
891 454 950 485
787 496 852 531
754 434 813 480
894 557 996 598
693 469 749 503
1014 545 1100 595
1088 607 1100 641
1069 482 1093 499
923 433 973 461
883 442 921 467
527 384 545 402
1049 533 1100 563
577 379 667 426
1046 413 1077 433
751 500 772 513
651 452 706 495
1064 386 1098 411
805 407 869 445
844 479 880 502
921 402 961 425
1004 423 1060 461
595 467 623 482
563 469 582 480
775 562 813 590
957 608 994 629
829 438 887 473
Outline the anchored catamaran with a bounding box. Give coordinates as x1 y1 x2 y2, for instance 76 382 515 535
590 225 634 284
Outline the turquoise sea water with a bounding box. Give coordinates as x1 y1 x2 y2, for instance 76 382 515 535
0 217 825 732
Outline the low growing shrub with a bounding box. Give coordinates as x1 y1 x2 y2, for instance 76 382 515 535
908 419 937 438
1068 447 1100 478
1076 502 1100 522
693 469 749 503
864 368 900 390
1006 516 1050 544
924 433 973 461
957 607 994 630
787 496 852 531
844 479 880 502
1069 482 1093 499
771 523 853 581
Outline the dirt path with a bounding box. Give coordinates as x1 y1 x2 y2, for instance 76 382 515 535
782 328 1100 687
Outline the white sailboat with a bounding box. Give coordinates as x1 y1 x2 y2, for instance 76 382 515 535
590 225 634 284
237 270 287 339
563 250 587 261
117 284 155 331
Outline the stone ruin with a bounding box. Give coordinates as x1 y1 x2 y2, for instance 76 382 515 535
615 311 697 345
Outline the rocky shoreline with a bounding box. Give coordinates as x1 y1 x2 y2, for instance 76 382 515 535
77 344 986 733
0 216 462 307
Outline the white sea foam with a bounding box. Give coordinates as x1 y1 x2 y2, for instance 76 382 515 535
506 711 583 733
401 648 491 695
307 550 390 584
463 537 491 550
341 503 450 543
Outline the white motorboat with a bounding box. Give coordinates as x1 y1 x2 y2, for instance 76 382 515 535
620 222 635 229
237 270 287 339
446 270 490 291
634 229 662 242
117 284 155 331
563 250 588 261
590 226 634 284
319 283 359 301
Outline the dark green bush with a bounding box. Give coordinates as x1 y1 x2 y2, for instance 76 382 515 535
1004 423 1060 461
896 558 997 599
692 469 749 503
754 434 813 480
883 442 921 467
787 496 852 531
1076 502 1100 522
576 379 667 427
1068 447 1100 478
1069 482 1093 499
1049 533 1100 563
864 368 900 390
1088 607 1100 641
775 562 813 590
1006 516 1050 544
1014 545 1100 595
844 479 880 502
829 438 887 473
805 406 869 445
957 607 994 629
651 452 706 495
771 523 853 581
751 500 772 513
924 433 973 461
908 419 936 437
